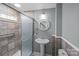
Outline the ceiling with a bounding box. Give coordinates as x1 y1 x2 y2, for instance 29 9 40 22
5 3 56 16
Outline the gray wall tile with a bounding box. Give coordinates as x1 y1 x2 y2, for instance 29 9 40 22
0 4 21 56
33 8 55 55
8 42 15 51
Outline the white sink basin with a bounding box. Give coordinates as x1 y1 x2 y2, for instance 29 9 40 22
35 38 49 44
35 38 49 56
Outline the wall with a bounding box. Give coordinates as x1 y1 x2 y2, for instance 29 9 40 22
25 6 62 55
32 8 55 55
34 8 55 39
56 4 62 36
0 4 21 56
62 3 79 48
51 4 62 56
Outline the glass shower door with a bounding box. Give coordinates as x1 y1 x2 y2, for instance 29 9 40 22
21 14 33 56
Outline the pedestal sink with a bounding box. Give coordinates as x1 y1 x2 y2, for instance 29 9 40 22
35 38 49 56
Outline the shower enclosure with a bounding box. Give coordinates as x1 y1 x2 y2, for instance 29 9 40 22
21 14 33 56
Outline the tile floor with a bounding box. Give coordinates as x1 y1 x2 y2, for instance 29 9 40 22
32 52 52 56
13 50 52 56
13 50 21 56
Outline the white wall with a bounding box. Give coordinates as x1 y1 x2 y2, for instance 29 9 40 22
56 4 62 36
62 3 79 48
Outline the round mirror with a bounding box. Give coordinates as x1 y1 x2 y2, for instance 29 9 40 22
38 20 50 31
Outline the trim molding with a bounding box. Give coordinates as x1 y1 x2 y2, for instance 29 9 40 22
56 36 61 38
52 35 79 52
52 35 61 38
61 37 79 52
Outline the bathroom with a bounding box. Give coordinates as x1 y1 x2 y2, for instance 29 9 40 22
0 3 79 56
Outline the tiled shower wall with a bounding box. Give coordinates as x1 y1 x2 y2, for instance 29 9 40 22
0 4 21 56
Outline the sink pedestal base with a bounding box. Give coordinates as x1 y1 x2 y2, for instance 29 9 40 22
40 44 44 56
35 38 49 56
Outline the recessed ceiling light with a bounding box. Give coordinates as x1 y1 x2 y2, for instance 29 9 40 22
14 3 21 8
